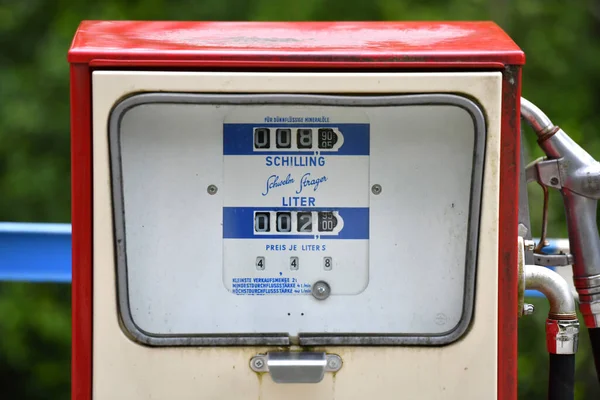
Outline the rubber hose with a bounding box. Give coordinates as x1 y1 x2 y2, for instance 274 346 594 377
589 328 600 385
548 354 575 400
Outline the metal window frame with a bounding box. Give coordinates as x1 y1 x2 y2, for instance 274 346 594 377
108 92 486 347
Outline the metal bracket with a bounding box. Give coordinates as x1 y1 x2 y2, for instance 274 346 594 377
534 252 574 267
250 352 342 384
526 157 563 189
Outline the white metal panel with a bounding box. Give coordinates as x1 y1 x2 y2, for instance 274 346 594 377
92 71 502 400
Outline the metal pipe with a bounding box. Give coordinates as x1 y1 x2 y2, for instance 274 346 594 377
521 97 556 135
525 265 579 354
521 98 595 393
525 265 576 320
521 97 600 329
525 264 579 400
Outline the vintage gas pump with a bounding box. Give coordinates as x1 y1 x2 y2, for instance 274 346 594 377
67 21 598 400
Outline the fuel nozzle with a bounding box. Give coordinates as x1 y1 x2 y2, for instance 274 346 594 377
522 97 600 329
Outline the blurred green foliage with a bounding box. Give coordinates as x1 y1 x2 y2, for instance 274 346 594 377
0 0 599 398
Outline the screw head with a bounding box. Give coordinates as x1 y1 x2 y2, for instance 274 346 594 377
523 303 535 316
550 177 559 186
312 281 331 300
327 357 341 370
252 358 265 369
371 184 382 195
207 184 218 195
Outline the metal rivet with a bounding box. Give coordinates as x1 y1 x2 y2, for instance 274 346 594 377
312 281 331 300
207 184 218 195
550 177 559 185
371 184 382 195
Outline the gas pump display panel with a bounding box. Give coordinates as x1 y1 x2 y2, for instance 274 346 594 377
109 93 485 346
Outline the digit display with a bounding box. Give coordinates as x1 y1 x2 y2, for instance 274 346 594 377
275 129 292 148
318 128 338 149
254 212 270 232
253 211 341 235
252 127 342 151
297 212 312 233
297 129 313 149
318 211 338 232
276 212 292 232
254 128 270 149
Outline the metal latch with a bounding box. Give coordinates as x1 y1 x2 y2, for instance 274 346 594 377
250 352 342 384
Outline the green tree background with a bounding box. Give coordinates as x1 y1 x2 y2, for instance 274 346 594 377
1 0 600 398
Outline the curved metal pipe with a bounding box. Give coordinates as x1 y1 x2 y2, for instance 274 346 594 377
525 265 577 319
521 97 600 328
521 97 556 135
525 265 579 358
521 98 581 397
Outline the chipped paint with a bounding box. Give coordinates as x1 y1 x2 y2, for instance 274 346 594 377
68 21 525 67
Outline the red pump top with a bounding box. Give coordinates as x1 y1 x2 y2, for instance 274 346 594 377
68 21 524 69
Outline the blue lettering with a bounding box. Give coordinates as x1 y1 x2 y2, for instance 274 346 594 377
265 156 326 167
282 196 315 207
263 174 295 196
296 173 328 195
299 244 327 251
265 244 286 251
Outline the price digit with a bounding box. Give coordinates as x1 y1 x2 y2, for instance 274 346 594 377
290 257 299 270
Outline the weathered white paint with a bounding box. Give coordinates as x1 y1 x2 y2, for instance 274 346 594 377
92 71 502 399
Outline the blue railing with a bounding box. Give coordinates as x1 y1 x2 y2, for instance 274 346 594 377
0 222 568 298
0 222 71 283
